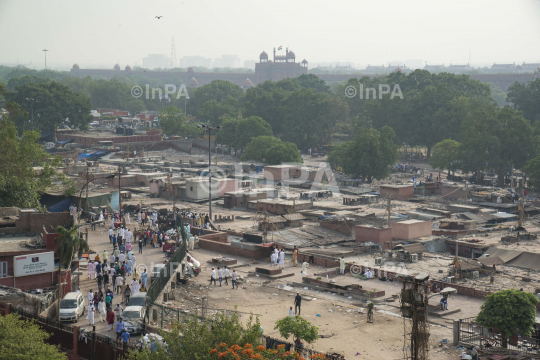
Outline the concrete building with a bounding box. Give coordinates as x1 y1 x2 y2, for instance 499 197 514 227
223 188 278 209
390 219 432 240
355 225 392 250
142 54 170 69
379 184 414 199
185 178 238 200
263 164 302 182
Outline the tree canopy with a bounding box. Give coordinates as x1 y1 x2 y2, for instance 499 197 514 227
327 126 398 182
274 315 319 344
476 289 539 348
240 136 301 165
0 314 67 360
7 80 93 133
158 106 202 137
216 116 273 151
429 139 461 176
187 80 244 116
54 225 89 269
507 78 540 122
125 310 262 360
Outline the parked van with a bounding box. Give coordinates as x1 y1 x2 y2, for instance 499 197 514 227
60 292 85 322
127 291 146 307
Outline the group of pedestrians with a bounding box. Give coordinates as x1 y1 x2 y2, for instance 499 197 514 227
271 247 286 268
210 266 238 289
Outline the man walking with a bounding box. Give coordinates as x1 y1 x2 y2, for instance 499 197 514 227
138 236 143 254
294 292 302 315
115 275 123 294
339 256 345 275
289 306 295 318
116 317 125 340
223 266 229 285
217 267 223 287
210 267 216 286
292 246 298 267
141 269 148 288
108 228 114 243
231 270 238 289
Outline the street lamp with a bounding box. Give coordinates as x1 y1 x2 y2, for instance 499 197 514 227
197 124 221 220
42 49 49 70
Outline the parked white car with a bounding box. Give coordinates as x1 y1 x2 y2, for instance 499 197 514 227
59 292 85 322
44 142 55 149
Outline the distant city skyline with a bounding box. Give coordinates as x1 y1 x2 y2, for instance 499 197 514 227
1 0 540 72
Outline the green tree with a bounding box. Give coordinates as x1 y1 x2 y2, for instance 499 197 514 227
197 97 240 125
7 80 93 132
88 79 145 115
507 78 540 122
488 82 508 107
159 106 187 136
264 141 302 165
327 126 398 182
240 136 282 162
476 289 539 348
429 139 461 176
0 314 67 360
125 310 262 360
234 116 273 150
274 315 319 345
524 153 540 190
187 80 244 116
54 225 89 269
0 114 70 207
215 117 240 153
295 74 331 94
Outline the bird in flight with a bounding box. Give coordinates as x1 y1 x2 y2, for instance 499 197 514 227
155 16 162 19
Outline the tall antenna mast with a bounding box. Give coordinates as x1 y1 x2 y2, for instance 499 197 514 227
171 37 177 68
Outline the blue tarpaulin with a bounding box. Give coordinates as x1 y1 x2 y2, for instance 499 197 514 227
47 197 71 213
57 138 74 145
77 151 109 160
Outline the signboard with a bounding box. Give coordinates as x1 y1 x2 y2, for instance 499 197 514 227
14 252 54 277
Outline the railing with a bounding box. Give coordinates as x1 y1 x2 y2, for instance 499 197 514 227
458 317 540 354
146 241 186 304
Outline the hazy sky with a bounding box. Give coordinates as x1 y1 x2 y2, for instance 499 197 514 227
1 0 540 69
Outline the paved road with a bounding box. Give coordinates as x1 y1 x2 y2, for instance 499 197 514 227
66 223 171 340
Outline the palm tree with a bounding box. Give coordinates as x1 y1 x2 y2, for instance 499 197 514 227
54 225 89 270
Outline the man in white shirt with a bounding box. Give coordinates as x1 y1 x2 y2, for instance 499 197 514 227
125 229 131 243
231 270 238 289
364 268 373 279
217 267 223 287
110 254 116 265
210 267 216 286
119 252 125 263
270 252 276 267
130 255 136 269
288 306 295 318
88 290 94 306
279 250 285 269
118 227 124 243
115 275 123 294
223 266 229 285
301 262 309 277
339 256 346 275
108 228 114 243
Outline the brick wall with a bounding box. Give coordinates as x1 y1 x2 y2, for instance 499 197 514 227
4 212 72 234
198 238 273 259
199 232 228 243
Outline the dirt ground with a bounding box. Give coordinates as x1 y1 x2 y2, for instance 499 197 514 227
164 247 461 359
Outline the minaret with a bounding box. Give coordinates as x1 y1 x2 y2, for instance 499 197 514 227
273 47 276 62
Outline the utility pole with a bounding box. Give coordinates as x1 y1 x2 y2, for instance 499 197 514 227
42 49 49 69
118 164 122 221
85 166 89 217
197 124 221 220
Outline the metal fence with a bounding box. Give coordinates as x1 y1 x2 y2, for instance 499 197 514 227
459 317 540 354
146 241 186 304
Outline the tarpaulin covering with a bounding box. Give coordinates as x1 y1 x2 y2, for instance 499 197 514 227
47 197 71 213
70 192 112 211
77 151 109 160
484 247 523 263
56 138 74 145
506 252 540 271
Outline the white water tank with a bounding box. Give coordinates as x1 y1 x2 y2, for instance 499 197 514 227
497 196 502 203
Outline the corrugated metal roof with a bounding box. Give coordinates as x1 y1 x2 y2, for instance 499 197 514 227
506 252 540 271
399 243 428 254
484 247 523 263
283 213 305 221
478 256 504 266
